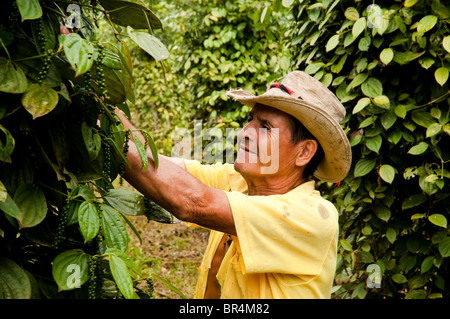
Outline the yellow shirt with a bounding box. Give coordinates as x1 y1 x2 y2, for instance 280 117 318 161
184 160 339 299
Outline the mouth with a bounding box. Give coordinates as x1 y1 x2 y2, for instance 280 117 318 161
238 142 257 155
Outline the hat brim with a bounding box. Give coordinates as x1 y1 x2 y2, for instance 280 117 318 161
227 89 352 183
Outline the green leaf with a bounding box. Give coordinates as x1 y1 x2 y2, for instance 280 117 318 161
16 0 42 21
130 131 148 170
354 157 376 177
0 194 21 221
365 135 382 154
381 110 397 130
426 123 442 138
372 95 390 109
352 97 371 114
21 83 59 119
408 142 429 155
421 256 434 273
141 130 159 169
58 33 94 77
304 62 325 75
326 34 340 52
375 205 391 222
109 255 135 299
13 183 47 228
101 204 129 252
393 50 425 65
417 15 438 34
392 273 408 284
81 122 101 162
78 201 100 243
379 164 396 184
435 67 449 86
347 73 368 92
99 0 162 30
428 214 447 228
103 188 145 216
143 198 174 224
0 257 31 298
402 193 427 210
380 48 394 65
443 35 450 53
52 249 89 291
394 105 407 118
352 17 366 39
344 7 359 21
0 58 28 94
411 111 436 128
361 77 383 98
127 26 169 62
404 0 419 7
438 237 450 257
386 228 396 244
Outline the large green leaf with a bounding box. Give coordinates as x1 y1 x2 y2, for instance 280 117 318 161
58 33 94 77
101 204 129 252
52 249 89 291
408 142 429 155
354 157 376 177
109 255 135 299
127 26 169 62
13 183 47 228
428 214 447 228
78 201 100 242
16 0 42 21
417 15 438 34
103 188 145 216
0 258 31 299
361 77 383 98
379 164 395 184
0 58 28 94
21 83 59 119
99 0 162 30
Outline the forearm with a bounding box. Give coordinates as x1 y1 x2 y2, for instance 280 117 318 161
123 141 236 235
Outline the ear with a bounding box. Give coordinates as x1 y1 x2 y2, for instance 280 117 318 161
295 140 318 167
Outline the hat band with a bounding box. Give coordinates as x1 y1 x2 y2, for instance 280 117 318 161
268 83 293 95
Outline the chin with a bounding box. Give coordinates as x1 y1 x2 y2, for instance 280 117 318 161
234 161 262 177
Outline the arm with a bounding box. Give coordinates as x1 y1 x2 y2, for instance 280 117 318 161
116 109 236 236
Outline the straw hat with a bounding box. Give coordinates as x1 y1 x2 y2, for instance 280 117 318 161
226 71 351 183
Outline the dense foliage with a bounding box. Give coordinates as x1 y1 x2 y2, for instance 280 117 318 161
284 0 450 298
0 0 173 299
131 0 291 158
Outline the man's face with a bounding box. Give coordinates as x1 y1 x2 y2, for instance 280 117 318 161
234 104 300 178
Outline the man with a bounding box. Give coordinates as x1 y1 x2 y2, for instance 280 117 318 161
116 71 352 298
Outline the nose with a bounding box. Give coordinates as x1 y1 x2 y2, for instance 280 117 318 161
239 121 257 142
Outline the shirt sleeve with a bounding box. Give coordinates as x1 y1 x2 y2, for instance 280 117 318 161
184 160 235 191
225 190 338 276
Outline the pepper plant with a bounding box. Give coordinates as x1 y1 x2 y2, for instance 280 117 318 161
0 0 172 299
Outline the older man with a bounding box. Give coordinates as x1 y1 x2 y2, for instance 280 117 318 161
117 71 351 299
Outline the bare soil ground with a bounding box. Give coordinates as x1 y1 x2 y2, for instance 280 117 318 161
129 216 210 299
